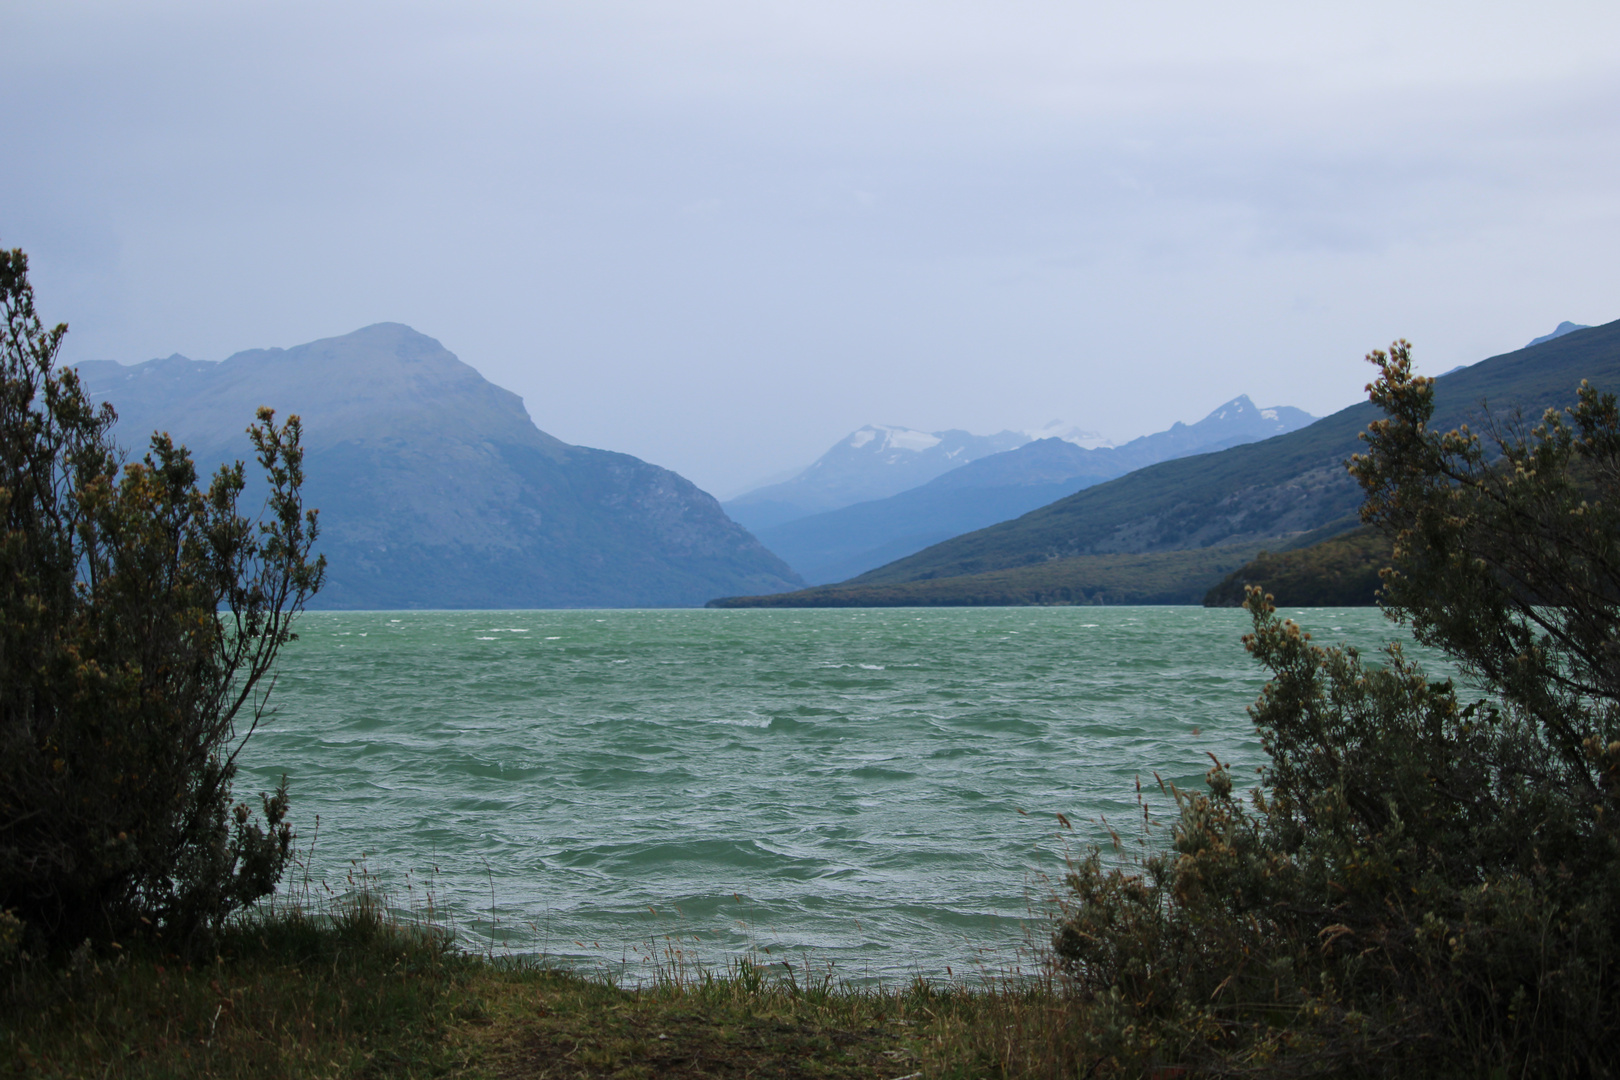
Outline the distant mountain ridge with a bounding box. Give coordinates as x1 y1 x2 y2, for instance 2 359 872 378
1528 321 1590 347
713 319 1620 607
723 425 1030 532
842 320 1620 590
752 395 1315 584
76 323 803 608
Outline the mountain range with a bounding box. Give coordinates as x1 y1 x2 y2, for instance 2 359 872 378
714 320 1620 606
723 426 1031 533
76 323 803 608
751 396 1315 584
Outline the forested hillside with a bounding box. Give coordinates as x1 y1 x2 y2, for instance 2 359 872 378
1202 524 1389 607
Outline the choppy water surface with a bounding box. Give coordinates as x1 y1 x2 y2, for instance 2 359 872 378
244 606 1446 980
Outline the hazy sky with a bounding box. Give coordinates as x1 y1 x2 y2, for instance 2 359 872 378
5 1 1618 496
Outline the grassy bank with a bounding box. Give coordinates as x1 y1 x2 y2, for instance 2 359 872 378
1 892 1106 1080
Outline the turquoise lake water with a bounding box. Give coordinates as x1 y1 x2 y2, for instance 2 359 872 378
242 605 1452 981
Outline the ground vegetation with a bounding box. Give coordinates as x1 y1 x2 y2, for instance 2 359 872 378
0 883 1113 1079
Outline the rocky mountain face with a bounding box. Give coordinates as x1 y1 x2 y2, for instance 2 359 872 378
75 323 802 608
722 425 1030 533
753 395 1315 584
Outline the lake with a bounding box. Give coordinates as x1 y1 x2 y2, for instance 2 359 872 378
243 605 1449 981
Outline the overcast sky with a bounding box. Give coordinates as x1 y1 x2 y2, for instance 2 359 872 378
4 1 1618 496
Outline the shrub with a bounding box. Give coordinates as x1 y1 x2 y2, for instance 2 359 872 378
1054 343 1620 1077
0 247 324 953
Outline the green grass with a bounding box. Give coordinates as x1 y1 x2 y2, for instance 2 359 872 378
1 893 475 1079
460 961 1089 1079
710 541 1265 607
1 890 1118 1079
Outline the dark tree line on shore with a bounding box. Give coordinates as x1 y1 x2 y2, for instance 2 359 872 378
1202 526 1389 607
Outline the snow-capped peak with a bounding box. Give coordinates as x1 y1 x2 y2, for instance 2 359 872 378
881 426 943 453
844 425 943 454
725 423 1032 526
1022 419 1115 450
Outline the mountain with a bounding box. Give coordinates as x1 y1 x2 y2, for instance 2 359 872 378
713 319 1620 607
722 425 1030 532
1528 321 1591 348
752 395 1315 584
1021 418 1115 448
844 323 1620 588
74 323 803 608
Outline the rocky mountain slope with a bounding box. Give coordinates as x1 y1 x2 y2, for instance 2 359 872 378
76 323 802 608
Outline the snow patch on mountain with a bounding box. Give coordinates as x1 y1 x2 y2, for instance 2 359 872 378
884 426 943 453
1022 419 1114 449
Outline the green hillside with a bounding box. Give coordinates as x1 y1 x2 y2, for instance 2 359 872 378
708 543 1263 607
849 320 1620 587
1203 524 1391 607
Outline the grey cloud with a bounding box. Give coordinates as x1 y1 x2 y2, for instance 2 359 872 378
3 1 1618 494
